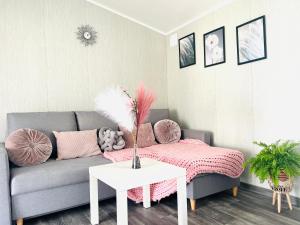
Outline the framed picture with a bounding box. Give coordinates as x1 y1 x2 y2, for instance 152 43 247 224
178 33 196 68
203 26 226 67
236 15 267 65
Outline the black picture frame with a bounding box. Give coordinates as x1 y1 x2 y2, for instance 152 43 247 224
236 15 267 65
203 26 226 67
178 33 196 69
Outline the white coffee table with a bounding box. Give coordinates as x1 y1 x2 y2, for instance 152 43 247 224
89 158 187 225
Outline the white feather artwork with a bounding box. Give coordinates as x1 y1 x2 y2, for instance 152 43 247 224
95 86 135 132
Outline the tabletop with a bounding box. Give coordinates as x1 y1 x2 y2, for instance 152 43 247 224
89 158 186 190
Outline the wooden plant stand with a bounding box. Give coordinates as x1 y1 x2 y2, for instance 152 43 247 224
272 191 293 213
269 178 293 213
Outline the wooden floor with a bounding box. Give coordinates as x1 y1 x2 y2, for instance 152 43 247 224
26 185 300 225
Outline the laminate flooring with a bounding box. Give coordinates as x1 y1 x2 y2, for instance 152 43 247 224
26 184 300 225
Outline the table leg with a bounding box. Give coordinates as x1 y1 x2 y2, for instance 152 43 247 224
117 190 128 225
143 185 151 208
177 176 187 225
90 174 99 225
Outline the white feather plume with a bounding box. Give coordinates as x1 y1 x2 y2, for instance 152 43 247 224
95 86 135 132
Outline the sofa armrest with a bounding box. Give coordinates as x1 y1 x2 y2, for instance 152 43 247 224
181 129 212 145
0 143 12 225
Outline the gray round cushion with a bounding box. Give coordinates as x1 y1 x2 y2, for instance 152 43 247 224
5 128 52 167
154 119 181 144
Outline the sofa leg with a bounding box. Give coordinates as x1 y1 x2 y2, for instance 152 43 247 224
190 199 196 211
16 218 23 225
232 186 238 197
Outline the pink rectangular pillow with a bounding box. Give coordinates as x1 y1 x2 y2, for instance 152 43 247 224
120 123 157 148
53 129 101 160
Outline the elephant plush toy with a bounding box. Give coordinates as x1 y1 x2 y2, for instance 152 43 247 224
98 127 125 151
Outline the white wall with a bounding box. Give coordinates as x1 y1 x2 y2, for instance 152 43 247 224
167 0 300 197
1 0 299 198
0 0 167 141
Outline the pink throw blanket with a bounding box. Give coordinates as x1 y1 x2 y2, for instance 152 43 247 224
103 139 244 203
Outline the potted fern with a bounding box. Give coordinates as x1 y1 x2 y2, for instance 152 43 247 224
244 140 300 187
244 140 300 212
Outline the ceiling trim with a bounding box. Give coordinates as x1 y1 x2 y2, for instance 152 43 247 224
165 0 236 35
86 0 166 35
86 0 236 36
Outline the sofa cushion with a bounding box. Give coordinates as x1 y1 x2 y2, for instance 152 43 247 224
121 123 157 148
154 119 181 144
10 155 112 196
75 111 118 131
7 112 77 157
5 128 52 166
54 129 101 160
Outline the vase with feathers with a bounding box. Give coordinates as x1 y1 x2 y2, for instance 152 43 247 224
95 84 155 169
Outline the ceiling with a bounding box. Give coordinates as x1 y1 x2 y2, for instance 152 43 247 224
86 0 235 35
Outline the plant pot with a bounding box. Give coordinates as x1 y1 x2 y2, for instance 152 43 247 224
278 170 288 182
268 171 293 193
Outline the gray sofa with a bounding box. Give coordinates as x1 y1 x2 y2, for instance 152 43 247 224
0 109 239 225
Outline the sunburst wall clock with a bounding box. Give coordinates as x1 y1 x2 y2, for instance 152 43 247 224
76 25 97 46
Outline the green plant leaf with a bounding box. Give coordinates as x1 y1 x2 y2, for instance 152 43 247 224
246 140 300 185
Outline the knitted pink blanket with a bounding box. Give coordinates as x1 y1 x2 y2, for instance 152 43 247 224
103 139 244 203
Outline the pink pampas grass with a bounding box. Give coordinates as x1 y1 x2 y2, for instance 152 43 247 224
95 84 155 131
95 83 155 169
136 84 155 128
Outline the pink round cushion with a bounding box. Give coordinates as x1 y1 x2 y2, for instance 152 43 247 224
154 119 181 144
5 128 52 167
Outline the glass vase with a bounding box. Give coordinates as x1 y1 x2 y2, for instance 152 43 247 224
132 142 141 169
